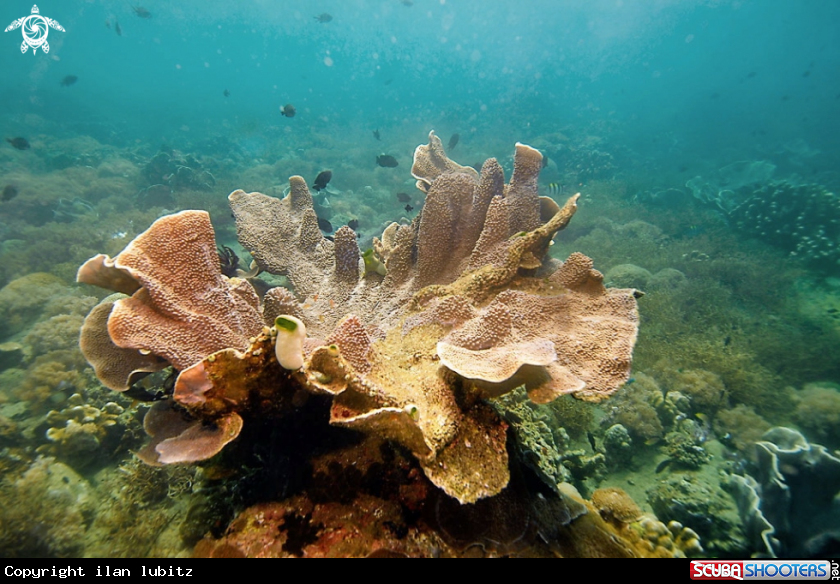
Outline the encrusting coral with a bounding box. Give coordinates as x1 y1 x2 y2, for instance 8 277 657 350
77 131 640 504
38 393 124 461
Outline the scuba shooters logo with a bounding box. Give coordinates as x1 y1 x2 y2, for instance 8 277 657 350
5 4 64 55
690 560 837 581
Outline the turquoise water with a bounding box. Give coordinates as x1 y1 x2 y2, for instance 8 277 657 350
1 0 839 558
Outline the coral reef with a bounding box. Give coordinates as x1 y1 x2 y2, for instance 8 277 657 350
793 382 840 448
648 467 746 557
663 432 711 470
713 404 771 456
602 423 634 469
491 386 604 491
0 272 70 339
604 264 652 290
603 372 664 444
77 132 640 505
0 457 93 558
666 368 729 413
726 427 840 558
77 210 263 375
38 393 125 465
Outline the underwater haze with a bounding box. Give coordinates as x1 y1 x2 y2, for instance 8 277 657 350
1 0 840 559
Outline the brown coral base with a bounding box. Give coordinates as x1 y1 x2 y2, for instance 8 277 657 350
193 430 677 558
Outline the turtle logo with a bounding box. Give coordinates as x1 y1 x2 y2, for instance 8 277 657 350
5 5 65 55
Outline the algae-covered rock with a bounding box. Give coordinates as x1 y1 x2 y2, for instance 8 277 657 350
0 456 94 558
605 264 652 290
647 467 746 557
793 382 840 448
0 273 68 339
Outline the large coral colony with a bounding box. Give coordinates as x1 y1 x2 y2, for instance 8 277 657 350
74 131 693 556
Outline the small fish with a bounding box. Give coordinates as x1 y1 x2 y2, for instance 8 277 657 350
223 89 230 97
2 185 18 201
317 217 333 232
373 129 381 141
313 170 332 192
314 13 332 23
6 137 30 150
396 192 411 203
448 133 460 150
587 431 597 452
802 70 811 78
60 75 78 87
347 219 359 231
747 71 757 78
114 20 122 36
132 6 152 18
546 182 564 196
376 154 399 168
401 0 414 5
404 204 414 213
280 103 296 117
655 459 673 474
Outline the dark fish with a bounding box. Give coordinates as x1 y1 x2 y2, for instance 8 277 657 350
280 103 296 117
223 89 230 97
60 75 78 87
132 6 152 18
803 70 811 77
376 154 398 168
402 0 414 5
114 20 122 36
404 204 413 213
2 185 18 201
347 219 359 231
448 133 460 150
396 192 411 203
314 13 332 23
587 431 597 451
6 137 30 150
313 170 332 192
373 129 380 141
541 153 549 168
546 182 564 196
655 459 673 474
317 217 333 232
